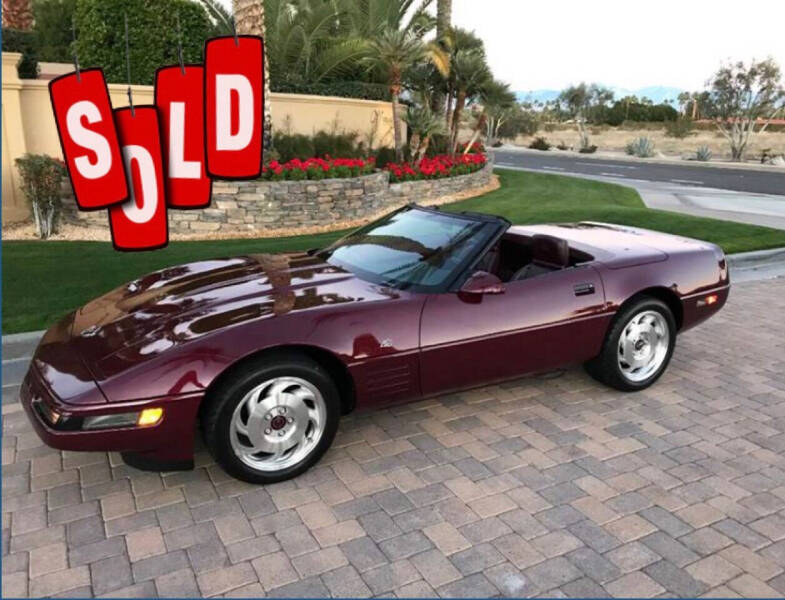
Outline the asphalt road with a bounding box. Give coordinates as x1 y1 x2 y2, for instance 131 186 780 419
492 149 785 195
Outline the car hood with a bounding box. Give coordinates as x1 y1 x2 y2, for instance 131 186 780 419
69 252 378 379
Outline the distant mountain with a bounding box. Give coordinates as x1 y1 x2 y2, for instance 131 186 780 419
516 85 686 106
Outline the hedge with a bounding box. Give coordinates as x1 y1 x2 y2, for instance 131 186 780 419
2 28 39 78
73 0 212 86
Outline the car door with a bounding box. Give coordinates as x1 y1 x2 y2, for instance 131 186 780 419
419 264 609 396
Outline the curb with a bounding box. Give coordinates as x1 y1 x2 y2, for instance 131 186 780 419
3 330 46 344
727 247 785 267
490 146 785 174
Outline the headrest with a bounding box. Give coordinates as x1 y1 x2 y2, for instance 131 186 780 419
532 234 569 268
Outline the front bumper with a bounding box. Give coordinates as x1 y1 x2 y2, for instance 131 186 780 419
21 364 202 469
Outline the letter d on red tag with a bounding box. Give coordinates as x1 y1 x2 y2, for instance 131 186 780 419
109 107 169 251
205 36 264 179
155 65 211 208
49 68 128 210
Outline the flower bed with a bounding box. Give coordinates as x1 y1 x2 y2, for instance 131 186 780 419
261 157 375 180
384 153 487 182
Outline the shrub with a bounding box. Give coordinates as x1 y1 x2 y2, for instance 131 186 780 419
579 145 598 154
556 142 569 150
543 123 556 133
425 133 450 156
312 131 360 159
261 157 374 181
33 0 78 62
665 116 695 138
273 133 315 163
385 153 487 183
14 154 66 239
1 28 39 78
528 137 551 151
695 145 712 161
73 0 212 85
625 137 656 158
272 77 390 101
374 147 397 168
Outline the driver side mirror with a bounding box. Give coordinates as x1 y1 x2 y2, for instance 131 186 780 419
459 271 505 300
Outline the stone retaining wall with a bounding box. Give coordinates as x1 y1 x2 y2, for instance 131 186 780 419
61 160 494 235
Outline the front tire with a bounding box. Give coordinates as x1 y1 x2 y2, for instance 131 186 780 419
585 297 676 392
202 353 340 484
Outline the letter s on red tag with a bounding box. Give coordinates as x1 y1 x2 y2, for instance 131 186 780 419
205 36 264 178
155 65 212 208
109 107 169 251
49 68 128 210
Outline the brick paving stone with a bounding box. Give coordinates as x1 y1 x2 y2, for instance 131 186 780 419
187 537 230 572
340 536 388 573
644 559 707 597
312 519 365 547
640 532 700 567
155 567 199 597
292 546 348 578
379 530 432 561
681 527 734 556
423 521 471 555
524 556 582 590
269 575 329 598
213 513 254 545
361 559 421 595
395 579 439 598
2 572 27 598
30 565 91 597
132 550 190 582
449 542 506 575
567 519 621 553
275 524 319 557
438 572 498 597
252 551 298 591
68 536 126 566
605 571 665 598
605 514 657 543
719 544 783 581
566 546 621 584
686 555 743 587
196 562 256 596
606 541 661 572
225 534 279 564
411 548 462 588
322 564 372 597
727 574 782 597
29 541 67 577
125 526 166 562
90 554 132 596
530 530 583 558
357 510 401 543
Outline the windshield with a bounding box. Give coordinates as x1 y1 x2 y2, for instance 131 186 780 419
318 207 500 292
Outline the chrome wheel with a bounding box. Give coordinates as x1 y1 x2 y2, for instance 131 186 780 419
617 310 670 383
229 377 326 472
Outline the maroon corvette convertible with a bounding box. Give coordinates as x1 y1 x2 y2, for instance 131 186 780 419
22 205 729 483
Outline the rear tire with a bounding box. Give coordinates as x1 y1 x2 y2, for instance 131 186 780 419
202 353 340 484
585 297 676 392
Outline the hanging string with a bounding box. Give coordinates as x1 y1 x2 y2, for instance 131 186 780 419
124 13 134 117
176 12 185 75
232 15 239 46
71 21 81 82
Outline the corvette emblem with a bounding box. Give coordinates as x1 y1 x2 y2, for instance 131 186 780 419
80 325 101 337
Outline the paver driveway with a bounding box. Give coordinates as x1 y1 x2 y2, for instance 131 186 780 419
3 279 785 598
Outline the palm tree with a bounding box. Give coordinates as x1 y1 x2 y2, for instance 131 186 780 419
403 104 444 161
364 27 448 161
265 0 367 84
448 49 491 153
436 0 451 39
233 0 273 152
2 0 33 29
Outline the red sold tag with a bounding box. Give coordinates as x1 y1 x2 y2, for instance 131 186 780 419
49 68 128 210
155 65 212 208
205 36 264 178
109 107 169 251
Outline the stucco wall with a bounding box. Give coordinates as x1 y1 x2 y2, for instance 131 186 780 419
1 52 400 224
61 161 495 235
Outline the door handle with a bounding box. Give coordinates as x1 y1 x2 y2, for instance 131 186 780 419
574 283 595 296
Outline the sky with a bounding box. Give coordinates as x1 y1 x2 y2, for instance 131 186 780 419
218 0 785 92
450 0 785 92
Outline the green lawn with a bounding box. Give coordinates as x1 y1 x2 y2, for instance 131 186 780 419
3 168 783 334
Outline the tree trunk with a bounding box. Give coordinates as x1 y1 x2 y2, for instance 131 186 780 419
450 90 466 154
431 0 451 116
233 0 273 154
391 89 403 162
416 134 431 162
408 132 420 162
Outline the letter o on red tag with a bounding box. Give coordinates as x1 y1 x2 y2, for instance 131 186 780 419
155 65 211 208
205 36 264 179
109 107 169 251
49 68 128 210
